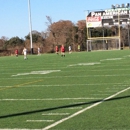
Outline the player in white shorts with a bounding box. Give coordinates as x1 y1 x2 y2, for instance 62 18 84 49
22 47 27 59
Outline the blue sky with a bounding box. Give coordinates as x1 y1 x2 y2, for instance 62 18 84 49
0 0 129 39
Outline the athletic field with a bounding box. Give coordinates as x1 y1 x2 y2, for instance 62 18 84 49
0 50 130 130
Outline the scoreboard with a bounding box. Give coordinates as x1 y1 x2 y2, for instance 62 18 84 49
87 6 130 27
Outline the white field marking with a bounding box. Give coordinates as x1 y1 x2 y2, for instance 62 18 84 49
0 129 40 130
12 70 60 77
12 82 128 87
100 58 123 61
103 90 120 93
28 74 130 78
42 86 130 130
113 85 129 87
66 107 82 109
106 87 124 89
0 98 100 101
91 94 110 96
0 86 11 88
91 68 130 71
123 55 130 57
2 73 130 80
1 66 130 75
42 113 70 116
96 89 120 92
0 82 127 88
26 120 54 122
68 62 100 67
70 102 86 104
17 83 124 87
67 74 130 77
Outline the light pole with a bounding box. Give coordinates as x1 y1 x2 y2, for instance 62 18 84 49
28 0 33 54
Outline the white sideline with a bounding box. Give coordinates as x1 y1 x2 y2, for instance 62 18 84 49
42 86 130 130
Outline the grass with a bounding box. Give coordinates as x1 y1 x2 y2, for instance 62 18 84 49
0 50 130 129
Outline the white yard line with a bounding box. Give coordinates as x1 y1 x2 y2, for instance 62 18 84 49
1 73 130 80
0 129 40 130
12 70 61 77
24 82 127 87
91 94 110 95
65 107 82 109
0 86 11 88
0 82 127 88
0 98 100 101
26 120 54 122
42 113 70 116
42 86 130 130
100 58 123 61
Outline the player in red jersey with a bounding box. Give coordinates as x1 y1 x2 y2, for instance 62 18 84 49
61 44 65 57
15 49 18 57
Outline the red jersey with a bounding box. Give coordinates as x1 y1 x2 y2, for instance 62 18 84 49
61 45 65 52
55 46 59 51
15 49 18 54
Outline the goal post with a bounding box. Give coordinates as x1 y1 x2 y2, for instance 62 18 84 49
86 37 120 51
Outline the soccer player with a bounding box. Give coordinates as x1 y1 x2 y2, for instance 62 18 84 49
15 49 18 57
61 44 65 57
78 44 80 51
68 45 72 54
22 47 27 60
38 47 41 55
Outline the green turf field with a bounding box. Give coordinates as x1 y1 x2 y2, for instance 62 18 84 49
0 50 130 130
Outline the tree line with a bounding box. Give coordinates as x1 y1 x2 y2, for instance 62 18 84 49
0 16 130 56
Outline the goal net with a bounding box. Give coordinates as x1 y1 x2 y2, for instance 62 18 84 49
86 38 120 51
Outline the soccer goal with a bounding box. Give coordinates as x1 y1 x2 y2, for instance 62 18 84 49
86 37 120 51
